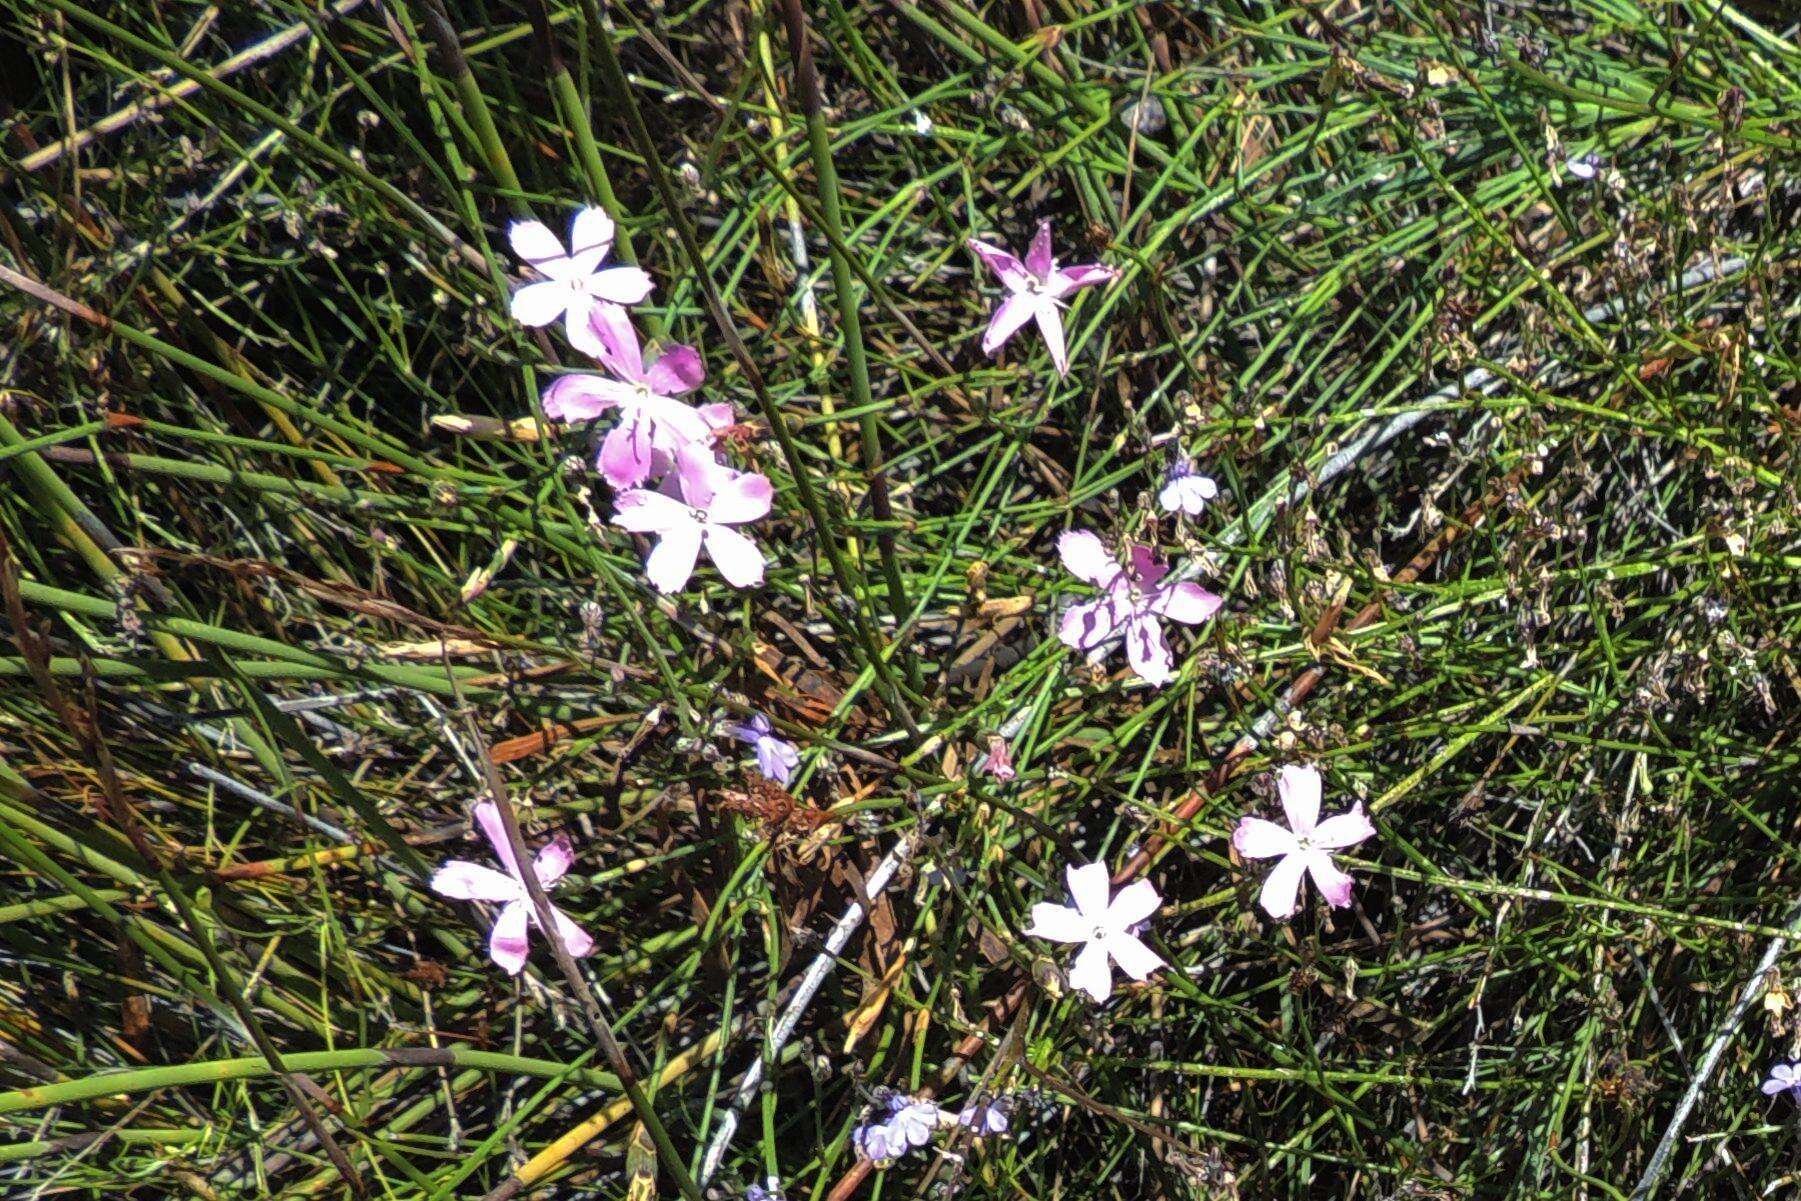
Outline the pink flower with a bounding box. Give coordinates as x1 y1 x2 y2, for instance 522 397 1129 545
973 734 1015 782
968 219 1116 376
1158 456 1218 517
1056 530 1222 686
612 443 771 593
508 207 653 358
541 311 732 489
1231 765 1376 920
1024 862 1164 1003
430 801 595 975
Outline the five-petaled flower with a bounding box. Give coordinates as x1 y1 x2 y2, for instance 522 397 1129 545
1232 765 1376 920
1024 861 1165 1003
508 207 653 358
852 1092 953 1166
430 801 595 975
1158 456 1219 517
1056 530 1223 686
541 310 732 489
727 712 801 785
612 443 772 593
1763 1062 1801 1100
968 219 1116 376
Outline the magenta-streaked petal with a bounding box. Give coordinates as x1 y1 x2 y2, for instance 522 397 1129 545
1067 938 1113 1003
1104 930 1165 982
1057 529 1120 588
1311 804 1376 850
1024 219 1055 279
981 293 1036 356
565 206 616 276
703 525 766 588
643 523 704 593
472 801 522 878
548 904 595 957
1125 545 1168 589
1123 612 1174 686
488 899 531 975
705 471 773 525
1106 879 1161 930
1304 849 1356 908
1278 764 1322 836
510 280 569 327
1032 301 1068 375
645 344 704 395
1232 817 1298 860
598 414 657 490
967 237 1027 290
1058 597 1119 653
430 860 521 903
611 488 692 534
1024 901 1088 944
1065 861 1112 921
508 220 568 275
541 374 629 422
587 305 644 380
1154 581 1223 626
1048 262 1116 297
532 835 576 886
1257 852 1308 920
588 266 655 305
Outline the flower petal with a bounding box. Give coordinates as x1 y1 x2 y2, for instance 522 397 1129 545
1304 849 1356 908
645 344 705 395
565 206 616 276
509 280 569 327
1158 473 1217 516
1047 262 1116 297
488 899 531 975
1104 930 1165 982
1232 816 1297 860
1024 901 1089 944
599 413 658 490
533 836 575 886
981 292 1036 356
588 305 645 380
1031 300 1068 376
1065 861 1113 921
1123 612 1174 686
1067 938 1114 1003
1257 852 1308 920
1057 529 1120 588
1105 878 1161 930
587 266 655 305
472 801 522 878
430 860 521 903
754 736 800 784
674 442 723 509
967 237 1027 290
643 523 704 593
1154 581 1223 626
1024 219 1054 279
577 302 635 364
705 470 773 525
1311 804 1376 850
508 220 567 275
611 488 693 534
541 373 628 422
1278 764 1322 835
703 524 766 588
1058 597 1119 652
547 903 595 958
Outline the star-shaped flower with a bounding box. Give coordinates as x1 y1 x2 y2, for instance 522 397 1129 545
1231 765 1376 920
1057 530 1223 686
508 207 653 358
1023 861 1164 1003
611 443 771 593
968 219 1116 376
430 802 595 975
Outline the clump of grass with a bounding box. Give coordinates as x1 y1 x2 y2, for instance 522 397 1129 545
0 2 1797 1199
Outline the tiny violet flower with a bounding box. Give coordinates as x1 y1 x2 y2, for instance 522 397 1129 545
430 801 595 975
1763 1062 1801 1100
1565 152 1602 180
612 443 772 593
853 1092 953 1166
1023 861 1165 1004
968 219 1117 376
541 311 731 489
743 1179 786 1201
1232 765 1376 920
1056 529 1223 687
508 207 653 357
973 734 1016 782
1158 456 1219 517
727 713 801 785
957 1095 1012 1137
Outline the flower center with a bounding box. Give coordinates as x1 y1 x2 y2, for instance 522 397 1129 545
1091 924 1110 941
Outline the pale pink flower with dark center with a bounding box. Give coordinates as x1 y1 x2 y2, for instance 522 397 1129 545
968 219 1116 376
1232 765 1376 920
541 311 732 489
612 444 771 593
430 801 594 975
1056 530 1222 686
508 207 653 357
1023 861 1164 1003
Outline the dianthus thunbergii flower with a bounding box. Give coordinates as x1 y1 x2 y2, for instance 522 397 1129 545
612 444 770 593
541 311 731 489
508 207 653 357
726 713 800 785
1024 861 1164 1003
1763 1063 1801 1100
1158 456 1218 517
430 801 595 975
1056 530 1222 686
1232 765 1376 920
853 1093 953 1166
973 734 1016 782
968 219 1116 376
